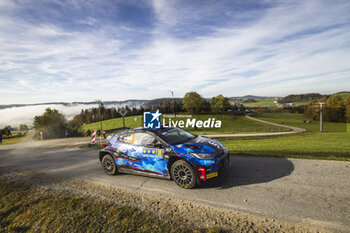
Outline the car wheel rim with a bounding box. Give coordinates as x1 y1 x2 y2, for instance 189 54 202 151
103 158 114 172
173 164 193 186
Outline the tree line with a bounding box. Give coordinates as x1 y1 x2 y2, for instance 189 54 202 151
279 93 329 103
28 92 350 140
31 92 244 139
70 92 245 126
72 104 145 126
305 94 350 122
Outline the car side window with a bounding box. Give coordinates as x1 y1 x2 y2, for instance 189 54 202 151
117 133 135 144
134 133 158 147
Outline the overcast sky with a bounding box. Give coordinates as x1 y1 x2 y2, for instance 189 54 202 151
1 0 350 104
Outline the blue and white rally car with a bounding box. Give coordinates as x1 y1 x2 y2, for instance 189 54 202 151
99 127 230 189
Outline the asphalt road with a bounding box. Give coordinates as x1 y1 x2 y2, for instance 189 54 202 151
0 138 349 231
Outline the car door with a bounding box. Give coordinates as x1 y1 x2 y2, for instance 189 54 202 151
133 132 169 176
111 132 143 169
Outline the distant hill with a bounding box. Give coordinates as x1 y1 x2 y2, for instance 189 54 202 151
0 100 148 110
333 91 350 99
229 95 279 100
278 93 329 103
0 100 149 126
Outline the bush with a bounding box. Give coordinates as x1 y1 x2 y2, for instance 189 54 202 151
33 108 83 139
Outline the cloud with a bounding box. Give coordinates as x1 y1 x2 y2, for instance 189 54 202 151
0 0 350 105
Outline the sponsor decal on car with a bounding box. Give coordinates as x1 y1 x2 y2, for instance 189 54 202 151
203 160 216 165
206 172 218 179
142 149 163 156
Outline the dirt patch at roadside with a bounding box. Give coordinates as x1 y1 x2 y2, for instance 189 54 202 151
0 166 326 232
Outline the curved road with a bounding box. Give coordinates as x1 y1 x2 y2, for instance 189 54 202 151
0 138 349 232
205 114 305 137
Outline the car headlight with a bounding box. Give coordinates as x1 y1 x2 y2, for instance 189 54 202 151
189 152 215 159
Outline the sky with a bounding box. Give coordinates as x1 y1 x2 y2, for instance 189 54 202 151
0 0 350 104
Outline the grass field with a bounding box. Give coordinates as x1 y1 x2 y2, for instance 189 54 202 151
81 114 288 135
0 178 218 232
81 112 349 160
221 113 350 161
81 115 144 132
252 112 347 132
242 99 308 108
241 99 278 108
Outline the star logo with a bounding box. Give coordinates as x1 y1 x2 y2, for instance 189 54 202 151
143 110 162 129
151 109 161 122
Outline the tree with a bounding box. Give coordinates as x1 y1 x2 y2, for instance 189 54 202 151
2 126 12 137
325 95 345 122
33 108 67 139
210 94 230 113
345 96 350 122
34 108 83 139
19 124 28 131
304 101 319 120
182 92 204 114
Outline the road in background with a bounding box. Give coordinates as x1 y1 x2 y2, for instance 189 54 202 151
205 115 306 137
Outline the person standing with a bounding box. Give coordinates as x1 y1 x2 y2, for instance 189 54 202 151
86 129 91 137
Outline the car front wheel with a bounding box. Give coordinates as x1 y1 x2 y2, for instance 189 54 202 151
171 160 196 189
101 154 117 175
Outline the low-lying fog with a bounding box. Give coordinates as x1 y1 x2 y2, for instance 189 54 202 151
0 102 144 127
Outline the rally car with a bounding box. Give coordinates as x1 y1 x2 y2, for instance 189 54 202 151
99 127 230 189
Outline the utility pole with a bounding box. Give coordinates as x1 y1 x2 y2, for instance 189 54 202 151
318 102 325 132
96 100 103 131
169 90 174 114
96 99 103 146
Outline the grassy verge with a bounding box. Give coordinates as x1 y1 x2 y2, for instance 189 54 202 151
1 137 24 145
221 113 350 161
221 132 350 161
81 114 287 135
1 131 33 145
0 177 220 233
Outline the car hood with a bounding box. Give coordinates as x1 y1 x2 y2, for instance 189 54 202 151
179 136 228 155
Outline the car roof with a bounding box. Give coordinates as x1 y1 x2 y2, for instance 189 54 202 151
128 126 178 134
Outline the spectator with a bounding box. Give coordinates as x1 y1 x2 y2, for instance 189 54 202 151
102 131 106 139
86 129 91 137
97 129 101 136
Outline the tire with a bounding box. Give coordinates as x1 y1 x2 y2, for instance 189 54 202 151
171 160 196 189
101 154 117 175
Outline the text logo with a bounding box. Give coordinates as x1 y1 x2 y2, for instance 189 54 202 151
143 110 161 129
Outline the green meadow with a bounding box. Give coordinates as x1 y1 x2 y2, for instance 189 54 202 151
221 113 349 161
81 112 349 161
81 114 288 134
242 99 308 108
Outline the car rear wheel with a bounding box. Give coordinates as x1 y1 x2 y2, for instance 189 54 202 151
101 154 117 175
171 160 196 189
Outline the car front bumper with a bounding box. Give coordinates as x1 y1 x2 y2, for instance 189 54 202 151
196 152 230 184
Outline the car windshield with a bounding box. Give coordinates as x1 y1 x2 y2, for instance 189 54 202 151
158 128 196 145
